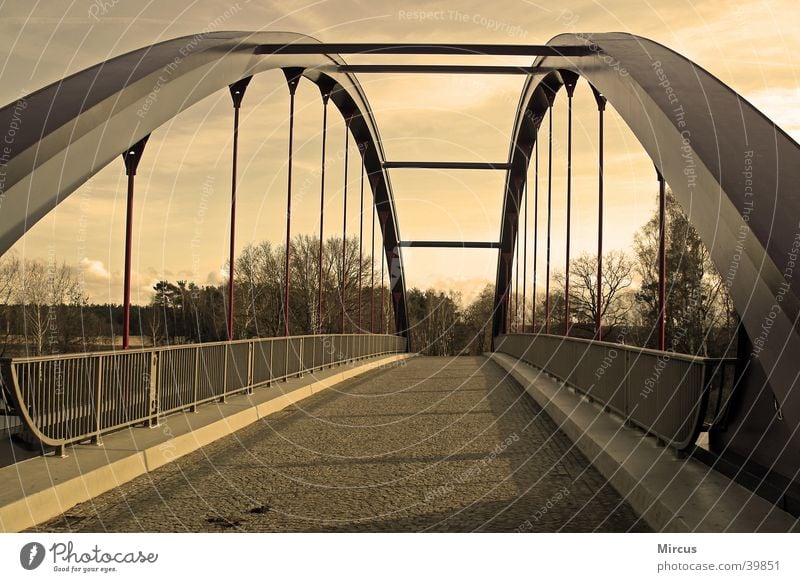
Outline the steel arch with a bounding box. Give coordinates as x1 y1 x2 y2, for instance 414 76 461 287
494 32 800 482
0 31 409 339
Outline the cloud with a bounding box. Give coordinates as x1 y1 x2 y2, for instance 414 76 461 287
79 257 111 280
206 269 226 286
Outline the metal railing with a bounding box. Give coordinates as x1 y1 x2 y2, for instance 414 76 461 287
0 334 406 456
494 333 736 451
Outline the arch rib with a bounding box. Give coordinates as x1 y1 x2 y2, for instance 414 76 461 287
495 32 800 482
0 31 409 340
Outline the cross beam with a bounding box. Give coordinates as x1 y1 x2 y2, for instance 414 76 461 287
255 43 591 57
384 161 510 170
399 241 500 249
337 65 551 75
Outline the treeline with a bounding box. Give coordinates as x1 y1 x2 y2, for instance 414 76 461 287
145 235 394 344
0 236 395 356
508 190 738 357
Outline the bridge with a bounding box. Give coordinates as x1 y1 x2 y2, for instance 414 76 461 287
0 31 799 533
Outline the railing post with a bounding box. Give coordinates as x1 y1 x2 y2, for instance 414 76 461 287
222 346 229 402
298 337 304 378
700 359 713 430
333 336 339 367
247 341 254 394
192 346 200 412
148 352 159 427
312 334 317 371
92 356 103 445
284 337 290 381
624 348 634 428
708 359 728 429
268 339 274 386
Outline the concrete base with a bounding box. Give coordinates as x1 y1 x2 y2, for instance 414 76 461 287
489 352 800 533
0 353 411 533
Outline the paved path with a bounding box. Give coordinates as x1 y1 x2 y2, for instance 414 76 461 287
33 356 649 532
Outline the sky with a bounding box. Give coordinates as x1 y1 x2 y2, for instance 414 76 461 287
0 0 798 306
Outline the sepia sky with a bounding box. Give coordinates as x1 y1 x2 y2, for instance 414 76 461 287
0 0 798 305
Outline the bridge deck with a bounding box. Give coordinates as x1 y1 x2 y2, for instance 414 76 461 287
31 356 648 532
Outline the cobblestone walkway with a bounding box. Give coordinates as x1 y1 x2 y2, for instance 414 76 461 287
34 356 649 532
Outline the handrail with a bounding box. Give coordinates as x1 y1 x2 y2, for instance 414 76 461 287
0 334 406 456
494 333 736 451
507 331 724 365
0 332 397 363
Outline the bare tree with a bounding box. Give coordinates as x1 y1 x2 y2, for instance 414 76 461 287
18 259 85 355
554 251 634 335
234 241 282 338
461 284 494 354
405 288 461 355
0 252 21 356
233 235 374 337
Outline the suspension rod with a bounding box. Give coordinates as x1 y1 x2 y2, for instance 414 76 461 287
341 117 351 334
283 69 302 336
379 213 387 334
358 148 365 331
545 104 553 335
227 76 251 341
121 135 149 350
514 206 520 332
317 89 330 333
564 77 576 336
370 200 376 333
594 88 607 340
